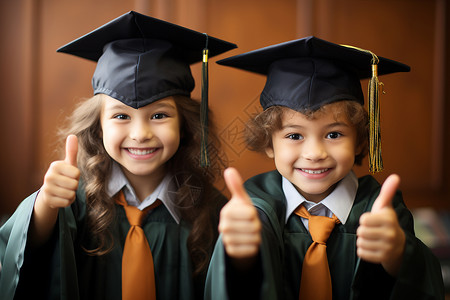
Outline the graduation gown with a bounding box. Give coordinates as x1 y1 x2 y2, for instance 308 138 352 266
0 186 225 300
205 170 444 300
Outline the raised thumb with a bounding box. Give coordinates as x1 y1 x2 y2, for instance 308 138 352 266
64 134 78 167
371 174 401 212
224 167 252 204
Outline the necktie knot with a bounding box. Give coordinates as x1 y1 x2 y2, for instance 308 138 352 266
308 215 338 244
115 192 161 227
294 205 340 236
125 206 146 226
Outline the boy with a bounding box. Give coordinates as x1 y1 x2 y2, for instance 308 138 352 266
205 36 444 299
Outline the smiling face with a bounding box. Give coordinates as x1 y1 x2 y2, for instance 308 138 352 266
265 102 360 203
100 95 181 190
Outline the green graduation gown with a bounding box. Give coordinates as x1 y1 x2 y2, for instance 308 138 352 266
0 186 225 300
205 170 444 300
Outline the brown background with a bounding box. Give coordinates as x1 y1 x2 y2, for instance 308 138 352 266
0 0 449 216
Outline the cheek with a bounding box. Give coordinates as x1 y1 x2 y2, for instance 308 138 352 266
161 126 181 150
101 124 122 153
273 143 297 164
335 144 357 165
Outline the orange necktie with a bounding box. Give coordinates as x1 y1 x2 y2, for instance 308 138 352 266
295 205 340 300
116 192 161 300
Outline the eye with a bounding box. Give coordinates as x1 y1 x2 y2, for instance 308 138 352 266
152 113 168 120
113 114 130 120
327 132 342 139
286 133 303 140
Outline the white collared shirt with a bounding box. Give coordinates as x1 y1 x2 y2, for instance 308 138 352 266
107 162 180 223
282 171 358 230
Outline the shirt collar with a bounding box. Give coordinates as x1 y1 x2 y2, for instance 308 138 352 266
107 162 180 223
283 171 358 224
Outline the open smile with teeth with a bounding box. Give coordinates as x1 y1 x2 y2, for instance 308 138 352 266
127 148 157 155
301 168 329 174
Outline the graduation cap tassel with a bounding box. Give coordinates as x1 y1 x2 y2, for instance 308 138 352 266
341 44 385 173
367 53 384 173
200 34 209 167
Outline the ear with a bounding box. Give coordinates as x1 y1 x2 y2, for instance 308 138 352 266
355 142 364 157
265 147 274 159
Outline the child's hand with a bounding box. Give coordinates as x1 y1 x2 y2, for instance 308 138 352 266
38 134 80 210
219 167 261 263
356 174 406 276
30 135 80 247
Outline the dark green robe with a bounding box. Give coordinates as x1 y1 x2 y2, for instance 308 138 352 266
0 186 225 300
205 170 444 300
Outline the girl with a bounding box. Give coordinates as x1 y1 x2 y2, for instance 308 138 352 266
0 11 236 300
205 36 444 300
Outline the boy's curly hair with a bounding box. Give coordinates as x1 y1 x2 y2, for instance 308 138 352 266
244 100 369 165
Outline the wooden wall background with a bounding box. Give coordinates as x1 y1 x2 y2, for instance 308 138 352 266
0 0 448 216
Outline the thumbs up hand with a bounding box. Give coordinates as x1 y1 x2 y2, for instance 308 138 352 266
30 135 81 247
356 174 406 276
219 168 262 263
38 135 81 210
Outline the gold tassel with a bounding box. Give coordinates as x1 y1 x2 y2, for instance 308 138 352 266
340 45 384 173
367 53 384 173
200 34 209 167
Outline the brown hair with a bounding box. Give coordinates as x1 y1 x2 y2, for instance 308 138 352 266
59 94 226 276
244 100 369 165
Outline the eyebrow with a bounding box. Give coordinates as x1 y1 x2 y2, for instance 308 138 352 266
325 122 351 129
104 101 177 112
281 124 304 130
103 103 128 111
150 102 177 110
281 121 351 130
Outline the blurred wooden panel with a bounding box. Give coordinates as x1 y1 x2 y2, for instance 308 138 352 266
0 0 37 214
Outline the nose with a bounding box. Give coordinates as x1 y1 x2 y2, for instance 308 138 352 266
301 138 327 161
129 119 152 143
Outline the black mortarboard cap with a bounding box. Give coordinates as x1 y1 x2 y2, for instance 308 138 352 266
216 36 409 111
217 36 410 173
57 10 237 109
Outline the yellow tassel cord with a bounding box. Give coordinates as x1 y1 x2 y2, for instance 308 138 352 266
368 61 384 173
200 34 209 167
341 45 384 173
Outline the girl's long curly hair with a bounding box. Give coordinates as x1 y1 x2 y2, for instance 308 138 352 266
58 94 226 277
244 100 369 165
